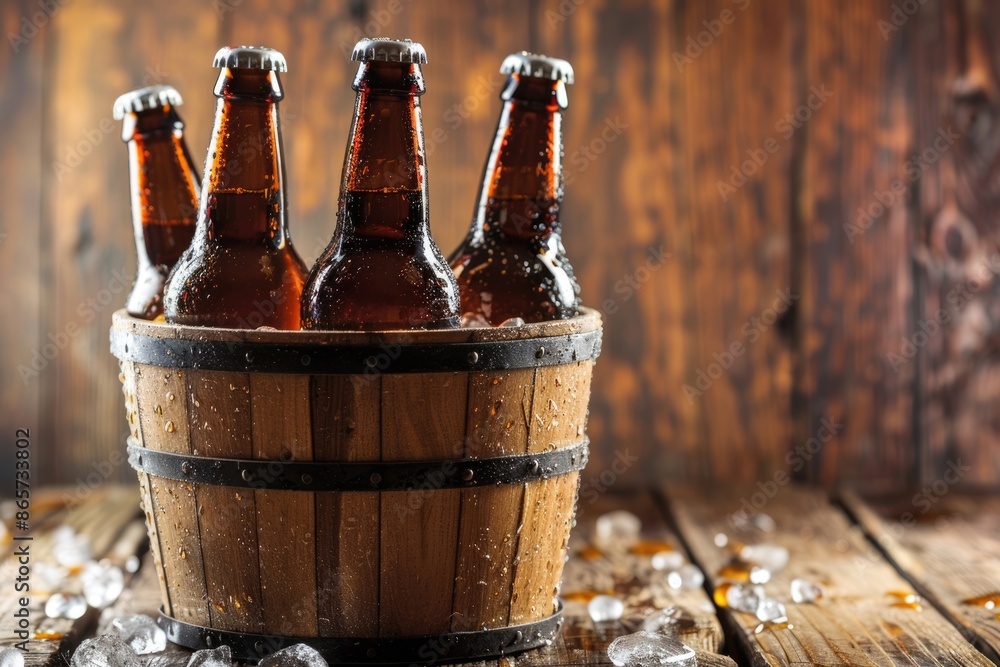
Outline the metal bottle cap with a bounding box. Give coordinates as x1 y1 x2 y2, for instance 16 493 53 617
213 46 287 72
500 52 574 84
351 38 427 64
113 85 184 120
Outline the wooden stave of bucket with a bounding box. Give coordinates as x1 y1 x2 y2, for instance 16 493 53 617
111 308 601 663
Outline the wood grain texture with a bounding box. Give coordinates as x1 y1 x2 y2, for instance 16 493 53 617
250 373 316 637
842 490 1000 662
665 484 995 666
311 374 381 638
379 372 467 636
188 370 264 633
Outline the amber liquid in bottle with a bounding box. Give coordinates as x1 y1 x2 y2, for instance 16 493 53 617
164 67 307 329
301 60 459 330
449 75 581 324
122 106 199 319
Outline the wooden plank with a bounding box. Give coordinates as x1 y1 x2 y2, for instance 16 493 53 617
796 0 915 488
250 374 316 637
665 484 995 666
311 374 381 638
842 490 1000 662
564 491 724 656
0 0 43 494
453 368 535 631
188 370 264 633
136 362 209 625
379 372 467 636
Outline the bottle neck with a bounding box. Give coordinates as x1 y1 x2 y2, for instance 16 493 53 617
123 108 200 264
335 62 429 242
473 75 567 243
200 68 289 244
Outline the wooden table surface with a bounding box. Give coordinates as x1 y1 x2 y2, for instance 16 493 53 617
2 484 998 666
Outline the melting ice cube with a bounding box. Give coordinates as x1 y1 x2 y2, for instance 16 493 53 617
44 593 88 620
185 646 233 667
607 631 696 666
790 578 823 604
81 560 125 609
0 647 25 667
666 565 704 591
112 614 166 655
71 635 144 667
259 643 329 666
588 595 625 623
651 551 684 572
594 511 642 550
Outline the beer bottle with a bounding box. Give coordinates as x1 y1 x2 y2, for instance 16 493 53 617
164 46 307 329
301 38 460 331
448 52 581 325
114 85 199 320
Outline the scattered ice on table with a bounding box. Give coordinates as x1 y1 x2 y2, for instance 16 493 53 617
44 593 88 620
71 634 144 667
499 317 526 327
755 597 788 623
739 544 789 574
81 560 125 609
52 525 92 567
594 510 642 550
666 564 704 591
640 608 681 635
186 646 232 667
607 631 696 666
651 551 684 572
460 313 490 328
34 562 69 593
112 614 166 655
717 583 761 615
0 647 25 667
125 555 141 574
588 595 625 623
790 578 823 603
259 643 329 666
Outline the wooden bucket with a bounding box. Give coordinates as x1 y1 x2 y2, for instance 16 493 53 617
110 309 601 664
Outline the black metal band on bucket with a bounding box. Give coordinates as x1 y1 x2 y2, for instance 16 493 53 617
127 439 588 491
158 604 564 664
109 327 601 374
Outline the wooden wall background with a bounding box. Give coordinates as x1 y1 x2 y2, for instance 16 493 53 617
2 0 998 492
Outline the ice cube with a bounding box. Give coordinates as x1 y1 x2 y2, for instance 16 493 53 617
259 643 328 666
34 562 69 593
71 635 144 667
755 597 788 623
666 564 704 591
651 551 684 572
112 614 166 655
125 555 141 574
607 631 696 666
790 578 823 604
81 560 125 608
0 647 24 667
594 510 642 550
52 526 92 567
460 313 491 328
640 608 681 635
44 593 88 620
751 513 776 532
186 646 233 667
739 544 789 573
499 317 526 327
716 583 761 614
587 595 625 623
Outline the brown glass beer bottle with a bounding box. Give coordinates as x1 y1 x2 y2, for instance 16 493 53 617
301 38 460 331
448 52 581 325
164 46 307 329
114 85 200 320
